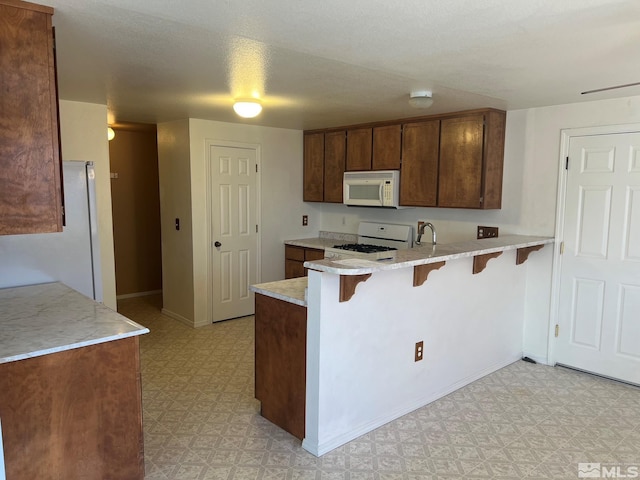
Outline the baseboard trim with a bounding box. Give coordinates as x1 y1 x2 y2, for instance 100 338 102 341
117 290 162 300
161 308 194 328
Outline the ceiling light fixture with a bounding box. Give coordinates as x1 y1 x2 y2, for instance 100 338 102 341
233 99 262 118
107 127 115 141
408 91 433 109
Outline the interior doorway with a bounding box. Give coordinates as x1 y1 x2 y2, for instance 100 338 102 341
207 142 260 322
108 122 163 302
551 124 640 385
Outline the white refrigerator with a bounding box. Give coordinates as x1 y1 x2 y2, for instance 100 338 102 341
0 161 103 301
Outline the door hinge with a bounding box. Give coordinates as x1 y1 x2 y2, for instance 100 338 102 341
555 324 559 337
255 224 258 233
565 157 569 170
560 241 564 254
255 164 258 173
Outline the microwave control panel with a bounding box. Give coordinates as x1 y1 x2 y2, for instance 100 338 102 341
382 181 393 206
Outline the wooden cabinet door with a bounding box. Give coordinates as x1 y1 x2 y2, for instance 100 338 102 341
255 294 307 440
0 337 145 480
324 131 345 203
346 128 372 171
285 245 305 279
0 2 62 234
438 115 484 208
285 260 305 279
303 133 324 202
480 109 506 209
400 120 440 206
372 124 401 170
304 248 324 261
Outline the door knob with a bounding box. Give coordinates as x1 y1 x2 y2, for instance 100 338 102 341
214 241 222 247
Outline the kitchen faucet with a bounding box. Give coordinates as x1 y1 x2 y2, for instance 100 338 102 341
415 222 436 246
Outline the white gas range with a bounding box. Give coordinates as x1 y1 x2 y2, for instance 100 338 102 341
324 222 414 260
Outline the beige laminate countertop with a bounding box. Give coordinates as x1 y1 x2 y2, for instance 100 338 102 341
305 235 554 275
254 235 554 305
0 282 149 364
284 231 357 250
251 277 307 307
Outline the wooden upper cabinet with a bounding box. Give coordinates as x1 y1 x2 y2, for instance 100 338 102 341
346 128 372 171
400 120 440 207
372 124 401 170
303 132 324 202
438 111 505 209
303 108 505 208
0 0 63 235
324 131 345 203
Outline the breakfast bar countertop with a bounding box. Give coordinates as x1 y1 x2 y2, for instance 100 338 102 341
304 235 555 275
0 282 149 364
251 277 307 307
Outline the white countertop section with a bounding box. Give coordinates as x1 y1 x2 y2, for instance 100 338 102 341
251 277 308 307
0 282 149 364
284 231 357 250
304 235 555 275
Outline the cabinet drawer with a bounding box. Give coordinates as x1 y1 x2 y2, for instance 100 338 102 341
285 245 305 261
304 248 324 261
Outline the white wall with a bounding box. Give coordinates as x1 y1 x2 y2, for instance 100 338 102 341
157 120 195 325
317 95 640 363
514 95 640 361
157 118 316 326
304 251 526 456
58 101 117 310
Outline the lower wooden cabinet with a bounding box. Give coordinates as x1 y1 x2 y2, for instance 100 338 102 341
285 245 324 279
255 293 306 439
0 337 145 479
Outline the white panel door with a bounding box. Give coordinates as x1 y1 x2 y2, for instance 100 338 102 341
555 132 640 384
209 145 258 322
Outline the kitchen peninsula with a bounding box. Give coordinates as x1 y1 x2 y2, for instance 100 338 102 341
252 235 553 456
0 282 149 479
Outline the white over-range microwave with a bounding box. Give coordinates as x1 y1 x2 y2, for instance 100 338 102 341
343 170 404 208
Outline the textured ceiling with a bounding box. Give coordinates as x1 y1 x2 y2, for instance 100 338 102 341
46 0 640 130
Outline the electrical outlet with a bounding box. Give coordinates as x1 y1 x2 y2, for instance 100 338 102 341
477 226 499 239
415 341 424 362
302 215 308 226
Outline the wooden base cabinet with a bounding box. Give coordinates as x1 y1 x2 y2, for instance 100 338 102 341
0 337 145 480
285 245 324 279
0 0 63 234
255 294 306 440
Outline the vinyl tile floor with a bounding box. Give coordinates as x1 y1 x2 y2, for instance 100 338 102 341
117 294 640 480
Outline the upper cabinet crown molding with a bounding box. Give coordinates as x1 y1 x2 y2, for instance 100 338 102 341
0 0 63 234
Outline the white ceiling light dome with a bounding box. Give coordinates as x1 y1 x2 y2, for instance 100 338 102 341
233 99 263 118
408 90 433 109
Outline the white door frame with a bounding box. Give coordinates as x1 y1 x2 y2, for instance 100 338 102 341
205 139 262 323
547 122 640 365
